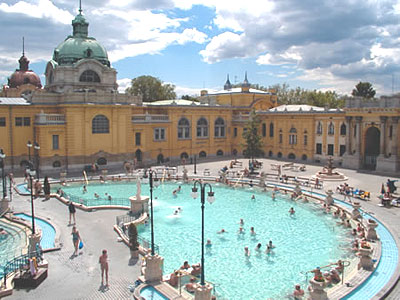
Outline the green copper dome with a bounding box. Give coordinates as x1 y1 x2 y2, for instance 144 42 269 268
52 12 110 67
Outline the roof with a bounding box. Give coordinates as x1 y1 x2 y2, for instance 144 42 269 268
206 87 271 95
145 99 204 106
0 98 30 105
267 104 342 113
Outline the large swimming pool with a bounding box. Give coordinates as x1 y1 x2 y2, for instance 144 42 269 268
61 181 353 299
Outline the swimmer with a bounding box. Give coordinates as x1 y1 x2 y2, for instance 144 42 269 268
268 240 275 248
238 227 245 234
273 186 279 192
94 193 100 198
177 186 182 192
0 228 8 237
250 227 256 235
108 195 112 201
265 245 272 254
289 207 295 215
239 218 244 226
82 185 87 193
206 239 212 247
217 229 226 234
173 210 179 215
303 196 309 203
251 195 255 200
271 192 276 200
255 243 262 251
244 246 250 256
172 190 177 197
177 207 182 212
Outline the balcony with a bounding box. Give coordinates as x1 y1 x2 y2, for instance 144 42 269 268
131 114 170 123
34 113 66 125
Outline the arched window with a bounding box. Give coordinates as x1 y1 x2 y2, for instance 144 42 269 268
24 78 30 84
262 123 266 137
217 150 224 156
302 154 308 161
289 127 297 145
268 151 273 157
340 123 346 135
269 122 274 137
328 122 335 135
53 160 61 168
180 152 189 160
277 152 282 158
92 115 109 134
178 117 190 139
157 154 164 164
214 117 226 138
232 149 238 156
196 118 208 138
199 151 207 158
79 70 100 83
135 149 142 162
288 153 296 160
316 122 323 135
97 157 107 165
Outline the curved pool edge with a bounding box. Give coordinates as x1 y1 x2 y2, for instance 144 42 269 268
298 188 400 300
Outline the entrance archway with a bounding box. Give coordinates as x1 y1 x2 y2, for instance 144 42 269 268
157 154 164 164
364 126 380 170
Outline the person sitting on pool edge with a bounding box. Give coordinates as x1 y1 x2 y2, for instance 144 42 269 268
185 278 197 293
191 263 201 276
168 270 179 287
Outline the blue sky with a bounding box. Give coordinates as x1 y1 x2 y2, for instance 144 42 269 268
1 0 400 96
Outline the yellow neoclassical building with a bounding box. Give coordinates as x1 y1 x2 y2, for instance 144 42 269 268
0 10 399 176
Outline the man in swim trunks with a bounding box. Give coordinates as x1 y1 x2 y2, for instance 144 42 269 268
99 249 109 287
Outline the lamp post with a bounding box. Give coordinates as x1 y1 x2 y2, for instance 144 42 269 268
34 142 40 180
0 149 6 199
193 154 197 175
27 140 32 167
191 180 215 286
149 170 160 255
27 168 36 234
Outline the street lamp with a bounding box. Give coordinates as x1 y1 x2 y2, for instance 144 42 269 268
34 142 40 180
27 168 36 234
191 180 215 286
149 170 160 255
0 149 6 199
27 140 32 166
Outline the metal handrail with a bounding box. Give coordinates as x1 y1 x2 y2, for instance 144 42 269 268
2 249 43 287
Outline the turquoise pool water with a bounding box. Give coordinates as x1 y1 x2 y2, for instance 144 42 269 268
61 181 352 299
140 286 169 300
0 219 27 276
14 213 56 250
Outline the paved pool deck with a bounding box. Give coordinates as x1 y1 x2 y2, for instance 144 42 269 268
5 158 400 300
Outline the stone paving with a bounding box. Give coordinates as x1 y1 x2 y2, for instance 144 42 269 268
4 158 400 299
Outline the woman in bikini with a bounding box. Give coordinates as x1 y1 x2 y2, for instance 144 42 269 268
71 226 81 256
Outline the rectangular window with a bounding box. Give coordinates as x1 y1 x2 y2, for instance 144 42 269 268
389 125 393 139
289 134 297 145
262 123 266 137
316 143 322 155
23 117 30 126
0 117 5 127
354 124 357 137
154 128 166 141
52 135 59 150
304 135 308 146
327 144 334 156
340 145 346 156
135 132 141 146
15 117 23 126
234 127 237 137
279 133 283 144
243 128 248 134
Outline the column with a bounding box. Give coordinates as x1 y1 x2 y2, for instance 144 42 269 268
379 116 387 157
345 116 352 155
355 116 363 155
391 117 399 157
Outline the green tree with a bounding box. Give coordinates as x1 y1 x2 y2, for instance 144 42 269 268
351 81 376 99
242 110 263 160
125 75 176 102
181 95 199 101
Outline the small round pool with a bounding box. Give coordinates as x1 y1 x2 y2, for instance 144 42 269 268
61 181 353 299
140 285 169 300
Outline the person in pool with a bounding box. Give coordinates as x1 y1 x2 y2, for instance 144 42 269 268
289 207 295 215
251 195 255 200
244 246 250 256
255 243 262 251
0 228 8 238
268 240 275 248
239 218 244 226
293 284 305 299
217 229 226 234
206 239 212 247
250 227 256 235
238 227 245 234
180 261 190 270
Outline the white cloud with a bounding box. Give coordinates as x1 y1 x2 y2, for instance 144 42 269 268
0 0 73 24
174 85 202 97
117 78 132 93
200 32 245 63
